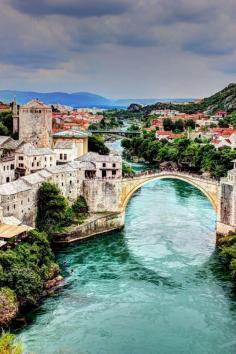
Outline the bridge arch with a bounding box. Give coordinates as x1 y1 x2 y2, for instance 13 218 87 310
120 173 219 212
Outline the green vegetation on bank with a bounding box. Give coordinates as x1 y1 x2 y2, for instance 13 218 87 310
36 182 89 233
0 229 59 327
122 134 236 179
88 135 109 155
218 234 236 287
122 162 135 177
0 332 23 354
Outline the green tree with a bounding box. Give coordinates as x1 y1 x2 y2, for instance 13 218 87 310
163 118 174 131
72 196 88 214
88 135 109 155
0 333 23 354
36 182 68 232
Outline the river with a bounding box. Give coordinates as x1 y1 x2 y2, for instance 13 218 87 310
17 177 236 354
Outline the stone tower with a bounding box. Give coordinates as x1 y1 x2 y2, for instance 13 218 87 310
12 96 19 134
19 99 52 148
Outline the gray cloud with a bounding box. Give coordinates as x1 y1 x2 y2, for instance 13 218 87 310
10 0 131 17
0 0 236 97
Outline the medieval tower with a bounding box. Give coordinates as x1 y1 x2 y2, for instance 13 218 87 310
19 99 52 148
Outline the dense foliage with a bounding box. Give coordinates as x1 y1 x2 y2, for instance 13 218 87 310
72 196 88 215
37 182 89 233
0 333 23 354
218 234 236 286
88 135 109 155
163 118 195 132
0 230 57 305
0 112 13 137
122 134 236 179
36 182 70 232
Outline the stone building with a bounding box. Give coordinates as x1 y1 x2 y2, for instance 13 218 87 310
19 99 52 148
0 152 122 226
0 136 19 184
79 152 122 179
15 143 56 178
53 129 89 162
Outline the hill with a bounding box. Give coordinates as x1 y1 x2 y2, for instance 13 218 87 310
129 83 236 115
0 90 112 108
0 90 194 108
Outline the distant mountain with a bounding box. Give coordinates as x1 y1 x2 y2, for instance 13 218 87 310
128 83 236 115
0 90 111 108
0 90 194 108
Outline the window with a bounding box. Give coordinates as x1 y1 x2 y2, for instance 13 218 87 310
19 163 24 168
45 157 47 161
3 166 5 171
102 170 107 178
32 162 34 167
103 163 106 167
113 163 116 168
64 154 67 160
37 162 39 167
6 177 10 183
112 170 116 176
10 164 14 170
19 156 24 160
60 153 63 160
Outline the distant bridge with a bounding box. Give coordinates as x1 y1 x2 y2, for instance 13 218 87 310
89 130 141 137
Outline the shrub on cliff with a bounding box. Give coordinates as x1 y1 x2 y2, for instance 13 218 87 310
0 230 57 307
0 288 18 327
72 196 88 215
0 332 23 354
218 234 236 284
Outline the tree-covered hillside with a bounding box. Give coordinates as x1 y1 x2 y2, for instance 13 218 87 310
129 83 236 115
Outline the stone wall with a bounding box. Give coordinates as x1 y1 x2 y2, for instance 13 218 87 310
83 179 122 213
52 212 125 244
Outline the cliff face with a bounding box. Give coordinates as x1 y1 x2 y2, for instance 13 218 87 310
128 83 236 114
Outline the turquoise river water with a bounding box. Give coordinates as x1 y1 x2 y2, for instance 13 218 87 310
17 179 236 354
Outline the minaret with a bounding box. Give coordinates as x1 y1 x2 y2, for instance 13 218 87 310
12 96 19 134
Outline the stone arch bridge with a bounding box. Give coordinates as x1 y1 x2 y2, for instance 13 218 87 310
118 170 231 236
120 171 220 212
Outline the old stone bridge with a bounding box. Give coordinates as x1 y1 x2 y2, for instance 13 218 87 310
84 168 236 237
120 170 220 212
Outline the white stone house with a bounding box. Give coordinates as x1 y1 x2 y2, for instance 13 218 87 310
79 152 122 179
15 143 56 177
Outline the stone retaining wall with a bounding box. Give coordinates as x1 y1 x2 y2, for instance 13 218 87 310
52 212 125 245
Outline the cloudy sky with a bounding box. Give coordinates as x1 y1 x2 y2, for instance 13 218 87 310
1 0 236 98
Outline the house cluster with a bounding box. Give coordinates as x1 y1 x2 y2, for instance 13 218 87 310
0 98 121 247
52 110 103 132
147 109 234 149
0 101 11 113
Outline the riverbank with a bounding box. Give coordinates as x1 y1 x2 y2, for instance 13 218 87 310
52 212 124 245
0 230 63 328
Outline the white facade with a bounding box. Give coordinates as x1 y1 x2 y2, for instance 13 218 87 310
15 143 56 177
